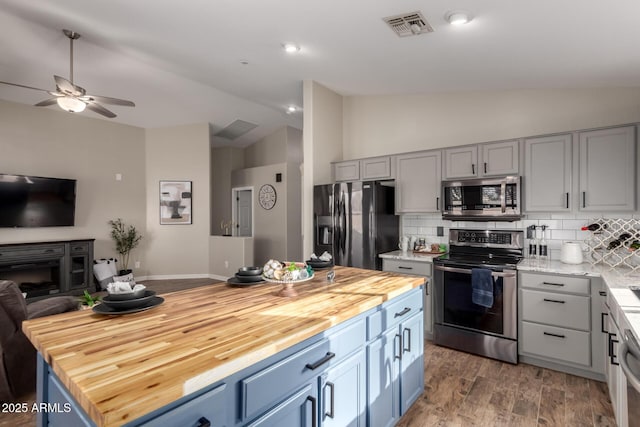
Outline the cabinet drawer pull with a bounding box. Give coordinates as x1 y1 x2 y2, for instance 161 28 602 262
599 291 607 296
566 192 569 209
601 312 609 333
305 352 336 370
484 162 487 174
436 197 440 210
394 307 411 317
582 191 586 208
397 266 413 270
471 164 475 175
543 332 566 339
543 298 565 304
541 281 564 287
323 381 335 419
307 396 318 427
196 417 211 427
403 327 411 353
45 249 54 253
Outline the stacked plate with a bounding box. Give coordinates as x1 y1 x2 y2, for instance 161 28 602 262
227 266 265 286
306 258 334 270
94 290 163 314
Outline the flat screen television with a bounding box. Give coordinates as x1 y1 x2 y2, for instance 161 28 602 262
0 174 76 227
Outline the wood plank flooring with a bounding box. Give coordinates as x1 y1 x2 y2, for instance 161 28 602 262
397 340 616 427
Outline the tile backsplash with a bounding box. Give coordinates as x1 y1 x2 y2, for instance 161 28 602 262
400 212 640 260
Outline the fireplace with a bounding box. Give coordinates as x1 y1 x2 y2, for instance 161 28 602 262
0 240 94 301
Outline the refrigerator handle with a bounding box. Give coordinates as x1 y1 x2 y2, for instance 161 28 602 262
340 197 347 252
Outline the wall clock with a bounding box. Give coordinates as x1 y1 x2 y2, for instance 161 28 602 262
259 184 277 210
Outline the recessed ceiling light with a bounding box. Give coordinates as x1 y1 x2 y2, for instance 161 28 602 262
286 105 297 114
282 43 300 53
445 11 472 25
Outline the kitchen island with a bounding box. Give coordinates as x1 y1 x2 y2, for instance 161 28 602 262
23 266 425 427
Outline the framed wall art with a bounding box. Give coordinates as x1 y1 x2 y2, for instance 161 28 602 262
160 180 192 225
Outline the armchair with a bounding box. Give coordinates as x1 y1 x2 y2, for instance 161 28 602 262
0 280 78 401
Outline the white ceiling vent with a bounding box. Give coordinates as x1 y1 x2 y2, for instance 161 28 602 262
383 12 433 37
213 119 258 140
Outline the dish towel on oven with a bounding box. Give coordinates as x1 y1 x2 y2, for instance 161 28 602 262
471 268 494 308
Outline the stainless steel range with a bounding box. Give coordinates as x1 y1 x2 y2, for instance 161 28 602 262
433 229 524 364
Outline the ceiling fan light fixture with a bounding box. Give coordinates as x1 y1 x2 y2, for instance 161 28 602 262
57 96 86 113
445 11 472 25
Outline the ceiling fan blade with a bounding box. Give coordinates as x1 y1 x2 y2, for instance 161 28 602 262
34 98 59 107
81 94 135 107
47 91 65 97
54 75 85 96
85 102 116 118
0 80 50 93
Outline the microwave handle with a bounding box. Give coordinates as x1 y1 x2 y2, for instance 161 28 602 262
434 264 516 278
500 181 506 213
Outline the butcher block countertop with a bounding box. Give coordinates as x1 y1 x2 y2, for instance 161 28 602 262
22 266 424 427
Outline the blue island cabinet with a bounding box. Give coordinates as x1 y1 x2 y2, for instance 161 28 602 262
366 288 425 427
36 286 424 427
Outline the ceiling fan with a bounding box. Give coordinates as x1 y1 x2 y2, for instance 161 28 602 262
0 29 135 118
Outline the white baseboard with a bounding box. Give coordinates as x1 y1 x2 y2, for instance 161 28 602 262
137 273 218 281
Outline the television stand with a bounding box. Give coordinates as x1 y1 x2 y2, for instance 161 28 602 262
0 239 94 301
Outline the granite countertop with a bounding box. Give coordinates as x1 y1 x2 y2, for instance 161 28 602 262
379 250 446 262
22 266 424 427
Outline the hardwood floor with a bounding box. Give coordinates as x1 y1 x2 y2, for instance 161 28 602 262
397 340 616 427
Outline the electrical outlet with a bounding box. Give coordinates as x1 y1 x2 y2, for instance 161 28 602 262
224 261 229 268
437 226 444 237
134 261 140 269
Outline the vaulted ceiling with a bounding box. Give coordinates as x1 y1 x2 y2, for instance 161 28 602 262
1 1 639 146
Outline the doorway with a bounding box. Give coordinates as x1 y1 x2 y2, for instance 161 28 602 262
232 187 253 237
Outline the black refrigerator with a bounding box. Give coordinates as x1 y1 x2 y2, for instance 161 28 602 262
313 181 399 270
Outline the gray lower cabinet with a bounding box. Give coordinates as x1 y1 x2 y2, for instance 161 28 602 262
518 272 605 379
381 258 433 339
38 287 423 427
523 134 572 212
395 151 442 213
579 125 636 211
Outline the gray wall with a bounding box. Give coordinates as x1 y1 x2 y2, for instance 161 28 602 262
144 123 211 278
211 146 244 236
0 99 148 274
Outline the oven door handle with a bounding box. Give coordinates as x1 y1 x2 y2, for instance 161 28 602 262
434 264 516 278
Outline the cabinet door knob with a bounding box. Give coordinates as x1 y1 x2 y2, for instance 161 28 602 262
196 417 211 427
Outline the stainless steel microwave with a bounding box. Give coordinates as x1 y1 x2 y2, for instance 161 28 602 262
441 176 521 221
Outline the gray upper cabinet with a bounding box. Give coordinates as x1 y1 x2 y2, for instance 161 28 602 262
524 134 572 212
443 140 519 179
333 156 394 182
443 146 477 179
395 150 442 213
333 160 360 182
579 126 636 211
361 156 394 180
481 140 519 176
